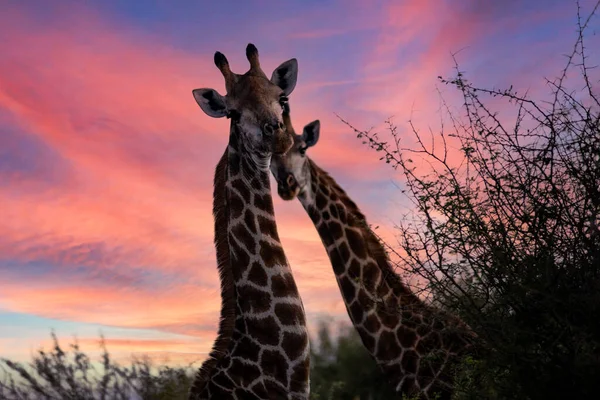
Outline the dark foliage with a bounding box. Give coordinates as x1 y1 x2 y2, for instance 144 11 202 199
309 319 397 400
0 333 194 400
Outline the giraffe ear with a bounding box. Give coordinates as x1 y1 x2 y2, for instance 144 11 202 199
302 120 320 148
192 88 228 118
271 59 298 96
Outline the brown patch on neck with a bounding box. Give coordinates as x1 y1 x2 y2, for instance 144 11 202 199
189 149 236 396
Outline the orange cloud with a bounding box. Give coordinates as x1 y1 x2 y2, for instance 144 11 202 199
0 279 220 333
77 337 206 353
0 336 209 367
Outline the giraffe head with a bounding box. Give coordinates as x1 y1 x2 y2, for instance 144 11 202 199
271 106 320 200
193 43 298 156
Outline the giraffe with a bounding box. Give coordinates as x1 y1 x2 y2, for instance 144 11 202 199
270 107 478 399
188 44 310 400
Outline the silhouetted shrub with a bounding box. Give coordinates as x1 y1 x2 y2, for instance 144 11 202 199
340 2 600 399
0 332 194 400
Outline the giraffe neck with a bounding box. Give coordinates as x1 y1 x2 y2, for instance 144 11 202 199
190 127 310 400
297 158 474 399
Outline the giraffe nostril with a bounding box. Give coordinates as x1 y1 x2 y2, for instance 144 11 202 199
264 123 274 134
286 174 295 187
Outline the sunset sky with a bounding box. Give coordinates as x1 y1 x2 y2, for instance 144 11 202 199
1 0 599 366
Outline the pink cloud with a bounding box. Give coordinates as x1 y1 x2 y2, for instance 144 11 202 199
342 0 578 132
8 0 584 366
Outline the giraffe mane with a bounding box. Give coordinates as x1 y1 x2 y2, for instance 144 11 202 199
190 149 236 396
356 205 476 327
360 219 417 299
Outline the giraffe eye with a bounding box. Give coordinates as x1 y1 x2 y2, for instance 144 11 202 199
279 96 289 109
299 145 308 157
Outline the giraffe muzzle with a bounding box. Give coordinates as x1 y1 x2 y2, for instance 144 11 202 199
277 173 300 200
264 122 293 155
